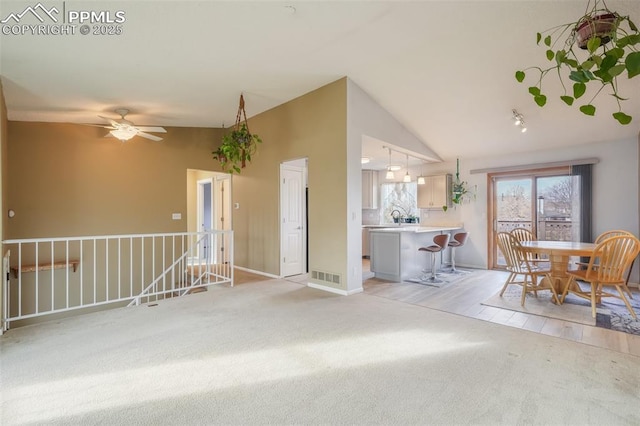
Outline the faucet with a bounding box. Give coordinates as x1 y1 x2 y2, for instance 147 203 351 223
391 209 402 225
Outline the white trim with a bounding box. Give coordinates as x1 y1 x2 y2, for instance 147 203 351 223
307 282 363 296
234 265 281 280
470 158 599 175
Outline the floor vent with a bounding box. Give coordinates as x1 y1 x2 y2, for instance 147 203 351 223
311 270 341 285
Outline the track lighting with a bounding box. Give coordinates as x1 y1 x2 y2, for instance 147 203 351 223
512 109 527 133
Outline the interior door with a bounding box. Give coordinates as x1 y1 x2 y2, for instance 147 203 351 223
280 164 305 277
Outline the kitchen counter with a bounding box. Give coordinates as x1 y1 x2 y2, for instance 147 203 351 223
369 226 461 233
368 225 462 282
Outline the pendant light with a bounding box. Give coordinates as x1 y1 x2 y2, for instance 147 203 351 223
385 148 394 180
403 154 411 182
417 161 426 185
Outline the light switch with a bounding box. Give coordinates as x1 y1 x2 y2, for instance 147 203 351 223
172 213 182 220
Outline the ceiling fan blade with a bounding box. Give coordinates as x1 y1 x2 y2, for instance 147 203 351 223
135 126 166 133
98 115 121 127
137 131 163 142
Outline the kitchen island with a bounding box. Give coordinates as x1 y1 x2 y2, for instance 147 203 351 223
369 226 462 282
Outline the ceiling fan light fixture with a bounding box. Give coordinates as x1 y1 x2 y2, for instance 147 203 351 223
110 127 137 141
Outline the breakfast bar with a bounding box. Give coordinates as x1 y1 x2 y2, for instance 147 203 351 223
369 226 462 282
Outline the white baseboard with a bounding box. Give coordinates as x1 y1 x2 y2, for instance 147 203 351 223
308 282 363 296
234 266 281 280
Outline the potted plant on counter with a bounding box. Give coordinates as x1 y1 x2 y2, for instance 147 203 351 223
515 0 640 124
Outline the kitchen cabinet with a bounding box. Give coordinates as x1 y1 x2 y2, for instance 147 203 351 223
362 170 379 209
418 174 452 209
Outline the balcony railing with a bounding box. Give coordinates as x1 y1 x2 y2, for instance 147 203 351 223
2 230 233 332
497 220 573 241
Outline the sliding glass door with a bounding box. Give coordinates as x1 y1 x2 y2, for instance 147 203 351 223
490 168 581 268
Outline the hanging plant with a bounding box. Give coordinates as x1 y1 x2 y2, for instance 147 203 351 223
212 94 262 174
443 159 475 212
515 0 640 125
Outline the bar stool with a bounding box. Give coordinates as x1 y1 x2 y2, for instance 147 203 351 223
443 232 469 274
418 233 450 284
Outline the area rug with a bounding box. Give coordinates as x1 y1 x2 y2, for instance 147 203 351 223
406 269 473 288
482 284 640 336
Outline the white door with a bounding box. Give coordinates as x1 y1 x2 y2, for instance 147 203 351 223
280 163 306 277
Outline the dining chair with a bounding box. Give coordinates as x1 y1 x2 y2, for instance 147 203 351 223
418 233 450 284
575 229 635 299
561 235 640 319
497 232 559 306
509 227 548 265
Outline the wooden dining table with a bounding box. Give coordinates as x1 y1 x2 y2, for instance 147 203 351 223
519 240 598 295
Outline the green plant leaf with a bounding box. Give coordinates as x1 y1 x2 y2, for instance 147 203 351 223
587 36 601 53
564 58 579 68
442 206 448 212
581 60 595 70
528 86 541 96
544 35 551 47
555 50 567 65
536 32 542 44
617 34 640 48
608 64 626 78
613 112 632 125
515 71 525 82
569 70 589 83
534 94 547 107
573 82 586 99
560 95 574 105
626 51 640 78
580 104 596 116
609 47 625 60
546 49 554 61
592 54 603 67
628 18 638 32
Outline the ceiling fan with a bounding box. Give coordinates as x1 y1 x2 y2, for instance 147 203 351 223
98 108 166 142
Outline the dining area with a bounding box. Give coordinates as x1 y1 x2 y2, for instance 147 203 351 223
496 228 640 320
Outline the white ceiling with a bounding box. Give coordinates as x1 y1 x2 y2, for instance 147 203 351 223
1 1 639 167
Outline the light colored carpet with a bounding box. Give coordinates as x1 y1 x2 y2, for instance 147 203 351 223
2 276 640 425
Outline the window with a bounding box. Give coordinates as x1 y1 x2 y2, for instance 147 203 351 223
379 182 418 223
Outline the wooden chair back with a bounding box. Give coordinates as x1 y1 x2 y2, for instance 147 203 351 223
497 232 530 273
510 228 536 242
584 235 640 284
594 229 633 243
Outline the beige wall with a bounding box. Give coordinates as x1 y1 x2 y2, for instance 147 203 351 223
237 78 348 284
6 78 350 290
7 123 224 239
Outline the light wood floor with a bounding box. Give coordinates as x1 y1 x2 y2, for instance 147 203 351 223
361 260 640 357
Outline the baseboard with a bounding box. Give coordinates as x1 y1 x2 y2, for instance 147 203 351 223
234 266 281 280
307 282 363 296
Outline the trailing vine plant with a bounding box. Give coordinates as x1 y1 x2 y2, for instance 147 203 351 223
213 94 262 174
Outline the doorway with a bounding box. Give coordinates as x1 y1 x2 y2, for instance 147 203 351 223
488 167 582 268
280 159 308 277
190 170 231 265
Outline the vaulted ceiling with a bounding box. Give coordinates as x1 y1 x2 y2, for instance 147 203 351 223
1 1 639 165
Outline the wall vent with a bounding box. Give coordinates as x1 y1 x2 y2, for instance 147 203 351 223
310 269 341 285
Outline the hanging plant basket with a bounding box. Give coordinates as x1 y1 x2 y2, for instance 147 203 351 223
576 12 617 49
212 94 262 174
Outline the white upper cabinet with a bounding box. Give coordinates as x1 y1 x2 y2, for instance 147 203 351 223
362 170 379 209
417 174 452 209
